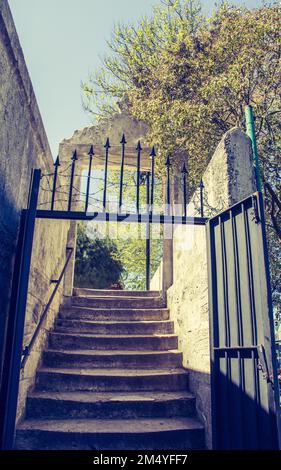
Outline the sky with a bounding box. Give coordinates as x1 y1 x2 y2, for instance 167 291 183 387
8 0 266 158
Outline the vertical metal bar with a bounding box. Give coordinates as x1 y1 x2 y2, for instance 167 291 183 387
136 141 142 213
242 202 259 448
219 216 231 449
1 169 41 449
146 172 150 291
51 156 60 211
150 146 156 214
119 133 126 213
230 210 244 449
103 138 110 212
245 106 262 192
206 220 219 449
85 145 94 212
181 163 188 218
165 156 171 215
68 150 77 212
200 179 204 217
0 211 25 449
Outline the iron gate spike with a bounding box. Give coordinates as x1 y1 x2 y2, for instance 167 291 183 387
85 145 94 212
181 163 188 218
199 178 204 217
150 146 156 213
165 156 171 213
103 138 110 212
68 150 78 211
136 140 142 213
119 133 127 212
51 156 60 210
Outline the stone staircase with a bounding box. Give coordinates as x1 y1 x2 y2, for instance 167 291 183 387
16 289 205 450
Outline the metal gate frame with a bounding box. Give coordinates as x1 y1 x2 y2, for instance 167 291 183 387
0 168 206 449
206 192 280 449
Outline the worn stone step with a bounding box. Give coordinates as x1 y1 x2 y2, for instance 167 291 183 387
26 391 196 420
73 288 160 298
60 307 170 321
43 349 183 369
49 332 178 351
71 296 166 309
35 368 189 392
55 319 174 335
16 417 205 450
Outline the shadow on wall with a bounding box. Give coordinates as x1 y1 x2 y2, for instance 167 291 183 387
0 192 21 384
188 366 278 450
212 366 279 450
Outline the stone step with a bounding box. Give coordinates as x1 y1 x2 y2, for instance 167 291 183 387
49 332 178 351
16 417 205 450
35 368 189 392
43 349 183 369
73 288 160 298
55 319 174 335
26 391 196 420
71 296 166 309
60 307 170 321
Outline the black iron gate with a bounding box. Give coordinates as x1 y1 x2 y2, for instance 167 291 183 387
0 160 206 449
206 192 279 449
0 134 279 450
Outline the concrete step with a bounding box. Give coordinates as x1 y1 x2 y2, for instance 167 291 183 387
60 306 170 321
49 332 178 351
55 319 174 335
73 288 161 298
35 368 189 392
71 296 166 309
26 391 196 420
16 417 205 450
43 349 183 369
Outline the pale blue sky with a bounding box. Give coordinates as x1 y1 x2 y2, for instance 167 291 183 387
8 0 266 158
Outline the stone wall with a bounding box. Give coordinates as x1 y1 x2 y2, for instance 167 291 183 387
151 127 256 448
0 0 70 422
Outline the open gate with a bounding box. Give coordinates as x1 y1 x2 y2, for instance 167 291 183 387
0 158 206 449
207 192 279 449
0 138 279 449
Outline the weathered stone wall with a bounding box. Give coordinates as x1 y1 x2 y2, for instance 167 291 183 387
151 127 256 448
0 0 70 421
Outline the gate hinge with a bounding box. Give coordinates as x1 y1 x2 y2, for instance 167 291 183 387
257 344 274 389
252 195 260 224
21 346 29 369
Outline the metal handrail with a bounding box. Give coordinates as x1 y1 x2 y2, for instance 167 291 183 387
20 246 74 369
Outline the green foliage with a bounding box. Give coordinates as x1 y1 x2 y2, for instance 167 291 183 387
82 0 280 313
74 223 124 289
116 228 163 291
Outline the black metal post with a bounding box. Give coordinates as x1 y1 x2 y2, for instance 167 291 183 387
150 146 156 213
200 178 204 217
181 163 188 218
103 138 110 212
136 141 142 213
119 133 126 213
146 172 150 291
85 146 94 212
165 156 171 215
1 169 41 449
51 156 60 211
68 150 77 211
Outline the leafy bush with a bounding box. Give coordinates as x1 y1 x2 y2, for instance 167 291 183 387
74 223 124 289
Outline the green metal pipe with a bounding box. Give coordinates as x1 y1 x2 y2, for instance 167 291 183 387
245 105 262 192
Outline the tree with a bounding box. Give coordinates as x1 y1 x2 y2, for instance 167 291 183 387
74 223 124 289
82 1 280 311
